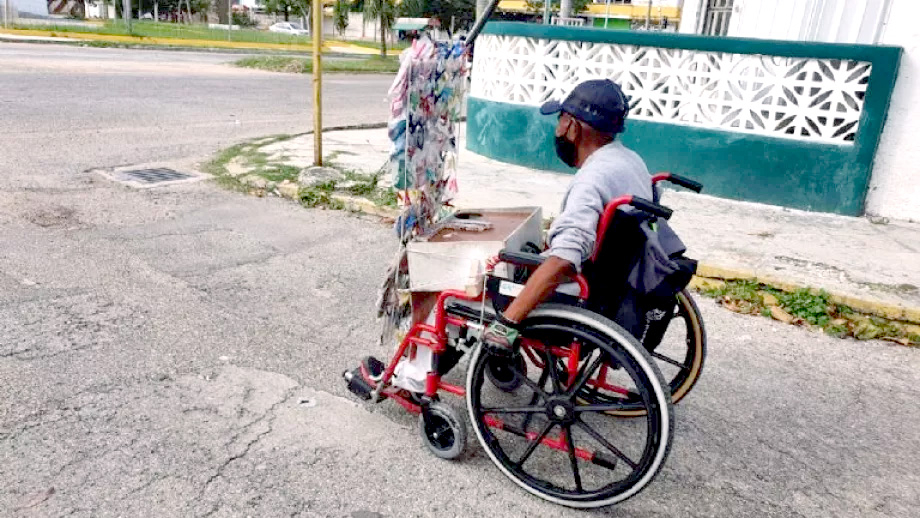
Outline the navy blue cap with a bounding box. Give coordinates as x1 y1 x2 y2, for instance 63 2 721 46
540 79 630 134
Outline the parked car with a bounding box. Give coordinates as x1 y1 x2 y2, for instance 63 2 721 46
268 22 309 36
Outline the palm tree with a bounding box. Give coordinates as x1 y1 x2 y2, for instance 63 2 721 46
364 0 395 57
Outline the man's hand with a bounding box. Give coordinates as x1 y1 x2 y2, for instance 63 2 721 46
482 319 520 355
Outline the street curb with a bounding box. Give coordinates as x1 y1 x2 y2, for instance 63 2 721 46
690 263 920 325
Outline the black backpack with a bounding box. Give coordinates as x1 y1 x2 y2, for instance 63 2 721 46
583 210 697 350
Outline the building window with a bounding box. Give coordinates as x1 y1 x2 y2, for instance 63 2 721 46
702 0 733 36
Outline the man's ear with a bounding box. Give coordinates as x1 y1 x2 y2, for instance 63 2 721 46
567 119 581 143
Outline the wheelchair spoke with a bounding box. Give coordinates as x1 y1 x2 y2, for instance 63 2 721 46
575 419 638 470
544 350 564 394
509 362 550 400
564 425 583 492
651 351 690 370
481 406 544 415
515 421 555 467
574 403 636 413
566 352 605 396
522 368 550 433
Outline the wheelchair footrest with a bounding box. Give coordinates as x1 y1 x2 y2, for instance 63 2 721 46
343 356 387 401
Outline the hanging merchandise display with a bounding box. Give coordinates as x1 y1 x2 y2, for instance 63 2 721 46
387 37 469 242
378 36 470 353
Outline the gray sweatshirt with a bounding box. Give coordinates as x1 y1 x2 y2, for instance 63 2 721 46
546 141 653 271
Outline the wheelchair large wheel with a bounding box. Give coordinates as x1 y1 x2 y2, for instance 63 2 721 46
580 290 706 417
466 304 673 508
662 290 706 404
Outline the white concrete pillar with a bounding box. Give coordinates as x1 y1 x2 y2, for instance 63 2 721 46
560 0 573 19
866 0 920 221
679 0 705 34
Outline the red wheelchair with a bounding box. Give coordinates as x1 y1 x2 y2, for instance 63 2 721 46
345 173 705 508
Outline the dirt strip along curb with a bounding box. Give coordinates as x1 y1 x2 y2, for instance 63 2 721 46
691 264 920 325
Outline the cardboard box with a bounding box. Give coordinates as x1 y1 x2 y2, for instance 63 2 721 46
406 207 543 292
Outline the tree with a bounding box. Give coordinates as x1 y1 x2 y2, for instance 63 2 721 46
430 0 475 35
190 0 208 20
334 0 350 36
395 0 475 36
264 0 308 22
398 0 425 18
364 0 395 57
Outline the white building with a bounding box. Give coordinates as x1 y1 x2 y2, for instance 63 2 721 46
679 0 919 221
498 0 684 31
679 0 894 42
3 0 49 19
85 1 116 19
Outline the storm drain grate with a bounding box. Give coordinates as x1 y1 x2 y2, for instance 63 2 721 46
115 168 195 185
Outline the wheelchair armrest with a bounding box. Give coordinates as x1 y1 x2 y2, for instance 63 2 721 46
498 250 546 269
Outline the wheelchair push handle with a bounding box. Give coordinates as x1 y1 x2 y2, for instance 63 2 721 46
629 196 673 220
651 172 704 193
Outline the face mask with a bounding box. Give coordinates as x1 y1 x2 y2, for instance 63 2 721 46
554 135 578 168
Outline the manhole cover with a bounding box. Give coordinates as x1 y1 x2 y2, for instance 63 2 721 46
115 168 194 184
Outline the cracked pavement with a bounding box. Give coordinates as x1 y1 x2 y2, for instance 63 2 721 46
2 43 920 517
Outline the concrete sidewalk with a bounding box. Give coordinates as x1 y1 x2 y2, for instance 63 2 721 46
258 126 920 323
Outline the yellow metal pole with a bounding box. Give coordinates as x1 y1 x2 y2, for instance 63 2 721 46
312 0 323 166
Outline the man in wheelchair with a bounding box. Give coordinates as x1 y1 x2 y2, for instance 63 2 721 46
345 79 701 506
484 78 664 351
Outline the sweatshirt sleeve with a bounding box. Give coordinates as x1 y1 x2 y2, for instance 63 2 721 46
546 176 605 272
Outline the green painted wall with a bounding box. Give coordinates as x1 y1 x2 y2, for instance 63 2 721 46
592 18 631 30
466 22 903 215
468 98 876 215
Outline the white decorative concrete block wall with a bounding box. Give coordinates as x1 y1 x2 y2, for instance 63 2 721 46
471 34 872 144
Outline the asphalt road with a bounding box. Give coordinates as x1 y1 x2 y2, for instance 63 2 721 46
1 43 919 518
0 43 393 186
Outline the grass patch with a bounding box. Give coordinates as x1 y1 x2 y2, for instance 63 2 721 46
337 169 399 208
372 187 399 208
203 142 250 177
300 180 344 210
698 279 920 346
234 55 400 74
259 165 301 183
202 134 296 195
14 20 315 46
202 134 291 175
205 137 397 212
299 170 396 210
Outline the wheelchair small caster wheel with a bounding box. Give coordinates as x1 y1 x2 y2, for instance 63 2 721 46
419 401 467 460
485 352 526 393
